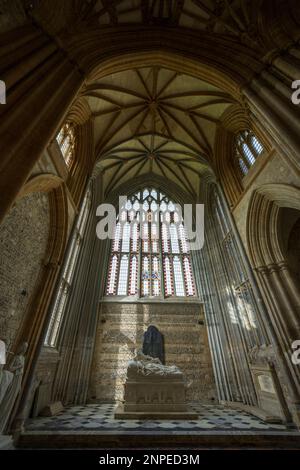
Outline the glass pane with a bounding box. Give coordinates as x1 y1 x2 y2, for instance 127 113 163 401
142 256 150 296
242 143 255 165
163 256 173 296
107 255 118 295
113 223 121 251
170 224 180 253
56 123 75 168
121 222 130 252
160 201 167 212
162 223 170 253
151 223 159 253
117 255 129 295
142 222 149 252
178 224 189 253
173 256 185 296
131 223 139 252
251 135 263 154
183 256 195 296
152 256 160 296
129 256 138 295
239 158 248 176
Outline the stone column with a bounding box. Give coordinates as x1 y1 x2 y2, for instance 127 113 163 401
0 24 84 223
52 178 109 404
192 182 267 406
242 47 300 171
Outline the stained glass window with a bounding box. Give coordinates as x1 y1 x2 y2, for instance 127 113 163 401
234 130 264 177
56 122 76 168
105 188 196 298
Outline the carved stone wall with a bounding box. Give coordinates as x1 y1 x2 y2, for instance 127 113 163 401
0 191 50 349
88 301 216 404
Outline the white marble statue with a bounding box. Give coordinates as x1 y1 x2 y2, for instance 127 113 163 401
127 350 183 379
0 341 14 406
0 341 28 433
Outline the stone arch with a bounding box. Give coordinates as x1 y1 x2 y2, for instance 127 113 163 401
86 50 249 100
106 172 195 208
247 184 300 269
246 183 300 423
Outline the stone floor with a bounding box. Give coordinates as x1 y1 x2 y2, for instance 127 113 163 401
26 403 295 433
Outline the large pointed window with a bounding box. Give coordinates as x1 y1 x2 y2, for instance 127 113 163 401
234 130 264 177
105 188 196 298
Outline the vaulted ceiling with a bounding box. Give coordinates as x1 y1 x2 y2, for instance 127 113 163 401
74 0 260 46
84 66 235 197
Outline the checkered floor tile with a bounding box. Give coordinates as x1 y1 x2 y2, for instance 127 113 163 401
26 404 295 433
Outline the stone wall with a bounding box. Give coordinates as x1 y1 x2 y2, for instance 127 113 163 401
0 191 50 349
88 301 216 404
232 151 300 254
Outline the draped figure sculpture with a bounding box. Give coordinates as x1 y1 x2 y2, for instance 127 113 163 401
127 350 183 379
0 341 28 433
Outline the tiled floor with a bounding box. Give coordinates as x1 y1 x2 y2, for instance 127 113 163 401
26 403 295 433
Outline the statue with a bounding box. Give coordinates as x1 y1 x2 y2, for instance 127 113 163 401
0 341 28 433
127 351 183 379
142 325 165 364
0 341 13 406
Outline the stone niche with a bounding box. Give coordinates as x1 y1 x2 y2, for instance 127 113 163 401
88 301 216 404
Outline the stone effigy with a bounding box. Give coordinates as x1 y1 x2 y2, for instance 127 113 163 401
115 350 197 419
127 350 183 380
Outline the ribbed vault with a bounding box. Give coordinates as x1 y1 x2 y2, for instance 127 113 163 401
67 0 264 47
86 66 234 197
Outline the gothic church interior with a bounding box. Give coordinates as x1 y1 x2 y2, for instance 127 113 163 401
0 0 300 450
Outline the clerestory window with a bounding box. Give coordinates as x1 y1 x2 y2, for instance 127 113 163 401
234 130 264 177
56 122 76 169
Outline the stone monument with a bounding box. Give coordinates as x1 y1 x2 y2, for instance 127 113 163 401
115 326 197 419
248 344 290 422
0 341 28 433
